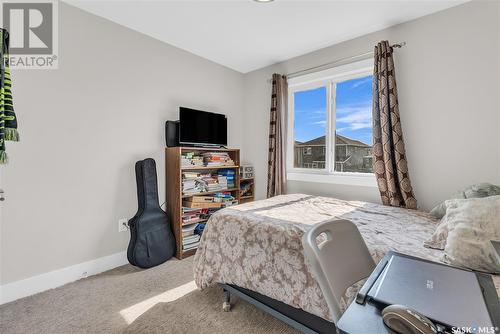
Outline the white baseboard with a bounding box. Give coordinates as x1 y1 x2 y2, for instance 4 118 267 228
0 251 128 305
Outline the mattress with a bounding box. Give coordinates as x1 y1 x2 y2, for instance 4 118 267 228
193 194 500 321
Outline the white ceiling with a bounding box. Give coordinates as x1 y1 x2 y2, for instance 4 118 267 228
65 0 468 73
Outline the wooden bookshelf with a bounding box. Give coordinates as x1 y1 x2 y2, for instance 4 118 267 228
166 147 240 259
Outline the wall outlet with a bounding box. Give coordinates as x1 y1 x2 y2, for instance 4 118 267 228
118 218 129 232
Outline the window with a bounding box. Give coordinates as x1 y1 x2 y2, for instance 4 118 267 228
287 59 376 186
334 75 373 173
293 86 327 169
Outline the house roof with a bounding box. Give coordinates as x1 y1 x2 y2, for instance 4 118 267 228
336 134 370 147
297 135 370 147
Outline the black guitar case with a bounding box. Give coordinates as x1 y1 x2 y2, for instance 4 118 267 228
127 158 175 268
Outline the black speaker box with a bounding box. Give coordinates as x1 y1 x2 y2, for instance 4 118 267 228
165 121 179 147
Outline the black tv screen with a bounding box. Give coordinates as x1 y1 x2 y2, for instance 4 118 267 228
179 107 227 146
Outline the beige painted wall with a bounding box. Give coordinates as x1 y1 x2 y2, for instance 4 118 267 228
0 3 244 284
242 0 500 210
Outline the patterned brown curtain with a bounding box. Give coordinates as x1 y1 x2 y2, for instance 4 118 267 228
267 73 288 198
372 41 417 209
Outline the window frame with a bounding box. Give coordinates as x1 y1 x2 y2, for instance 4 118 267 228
286 58 377 187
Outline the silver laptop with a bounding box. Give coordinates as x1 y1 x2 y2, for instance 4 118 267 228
367 255 493 328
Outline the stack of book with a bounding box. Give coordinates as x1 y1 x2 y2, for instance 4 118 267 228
218 169 236 188
181 201 222 230
202 152 234 166
223 200 238 208
182 218 200 251
181 152 203 167
214 192 239 208
182 172 204 195
217 175 227 189
182 207 208 225
182 234 201 251
182 223 197 237
183 172 231 195
200 174 224 192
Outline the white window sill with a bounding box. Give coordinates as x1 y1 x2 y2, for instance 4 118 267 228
287 171 377 188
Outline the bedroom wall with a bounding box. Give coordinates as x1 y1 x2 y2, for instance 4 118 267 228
242 0 500 210
0 2 244 285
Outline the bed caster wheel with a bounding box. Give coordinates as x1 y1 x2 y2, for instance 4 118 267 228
222 288 231 312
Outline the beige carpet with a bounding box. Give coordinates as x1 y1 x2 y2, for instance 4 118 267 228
0 258 299 334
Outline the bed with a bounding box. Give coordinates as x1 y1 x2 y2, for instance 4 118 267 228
193 194 500 331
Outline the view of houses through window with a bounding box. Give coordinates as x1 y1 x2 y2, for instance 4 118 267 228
292 74 374 173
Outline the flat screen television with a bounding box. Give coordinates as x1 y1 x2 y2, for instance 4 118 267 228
179 107 227 147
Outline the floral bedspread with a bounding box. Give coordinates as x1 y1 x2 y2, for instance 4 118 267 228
193 194 500 321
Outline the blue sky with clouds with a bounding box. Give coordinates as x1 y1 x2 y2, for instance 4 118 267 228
294 75 373 145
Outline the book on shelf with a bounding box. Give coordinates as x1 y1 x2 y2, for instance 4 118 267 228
218 175 227 188
202 152 235 166
187 196 214 203
182 207 204 212
221 200 238 207
183 237 200 242
213 192 234 202
183 234 200 243
182 171 232 195
181 206 219 227
182 234 201 250
182 231 196 238
183 211 201 219
183 242 200 251
182 217 207 225
184 191 235 204
183 201 222 209
183 243 200 251
181 152 204 167
182 207 207 216
218 169 236 188
182 223 197 237
182 206 208 214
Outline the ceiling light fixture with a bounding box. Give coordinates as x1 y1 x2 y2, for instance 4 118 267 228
253 0 274 3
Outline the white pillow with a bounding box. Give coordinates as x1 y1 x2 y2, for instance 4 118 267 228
423 218 448 250
429 183 500 219
442 196 500 274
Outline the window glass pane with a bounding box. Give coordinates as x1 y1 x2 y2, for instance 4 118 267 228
334 75 374 173
293 86 327 169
